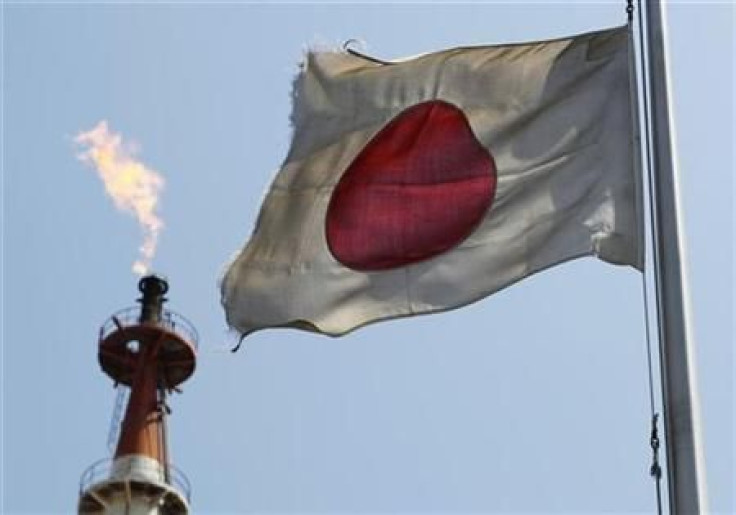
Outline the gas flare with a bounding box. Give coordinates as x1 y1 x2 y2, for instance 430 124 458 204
75 121 164 276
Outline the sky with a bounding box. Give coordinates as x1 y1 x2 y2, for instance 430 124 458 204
2 1 733 514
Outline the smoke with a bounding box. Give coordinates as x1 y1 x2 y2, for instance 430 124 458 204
75 121 164 276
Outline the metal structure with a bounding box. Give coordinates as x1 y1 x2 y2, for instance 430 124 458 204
78 276 198 514
643 2 708 512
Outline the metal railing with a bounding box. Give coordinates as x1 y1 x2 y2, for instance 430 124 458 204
99 306 199 349
107 385 130 454
79 458 192 502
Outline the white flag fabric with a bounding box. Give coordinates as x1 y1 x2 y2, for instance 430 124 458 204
222 26 642 336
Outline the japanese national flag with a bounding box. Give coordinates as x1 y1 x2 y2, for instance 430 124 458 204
222 26 642 336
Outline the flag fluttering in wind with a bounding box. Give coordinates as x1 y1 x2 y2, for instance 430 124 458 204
75 121 165 276
222 26 642 336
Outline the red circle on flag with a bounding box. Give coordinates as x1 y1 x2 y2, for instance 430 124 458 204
326 100 497 271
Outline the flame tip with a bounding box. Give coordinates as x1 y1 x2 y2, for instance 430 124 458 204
76 120 165 274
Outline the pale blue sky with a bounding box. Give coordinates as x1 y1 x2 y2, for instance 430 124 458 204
2 2 733 514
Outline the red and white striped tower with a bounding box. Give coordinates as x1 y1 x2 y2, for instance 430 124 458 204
79 276 198 514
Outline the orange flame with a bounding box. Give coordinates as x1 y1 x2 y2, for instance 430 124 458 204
75 121 164 276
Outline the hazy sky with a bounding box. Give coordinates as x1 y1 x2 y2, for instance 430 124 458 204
3 2 733 514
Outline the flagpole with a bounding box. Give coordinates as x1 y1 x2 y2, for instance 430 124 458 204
642 2 708 513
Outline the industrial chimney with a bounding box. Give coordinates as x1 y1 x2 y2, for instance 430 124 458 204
78 275 197 514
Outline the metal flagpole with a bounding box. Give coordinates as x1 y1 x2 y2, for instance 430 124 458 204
641 1 708 512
